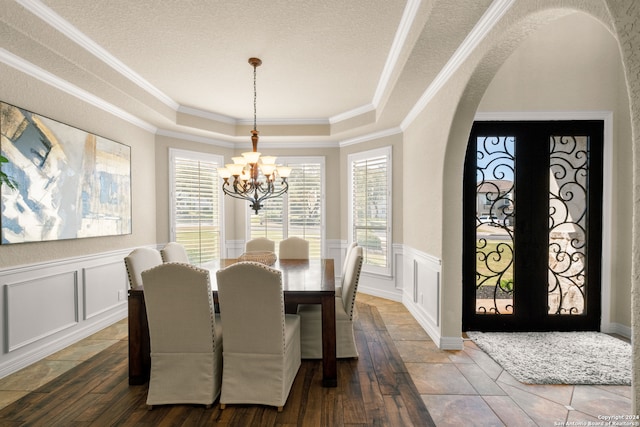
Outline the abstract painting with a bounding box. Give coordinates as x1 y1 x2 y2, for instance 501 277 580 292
0 102 131 244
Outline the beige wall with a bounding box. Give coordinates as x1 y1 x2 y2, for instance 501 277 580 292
0 63 157 268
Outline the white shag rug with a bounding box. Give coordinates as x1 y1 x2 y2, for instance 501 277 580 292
466 331 631 385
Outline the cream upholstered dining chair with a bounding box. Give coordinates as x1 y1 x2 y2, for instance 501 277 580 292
216 261 301 412
278 236 309 259
124 247 163 289
245 237 275 252
141 262 222 408
297 246 363 359
160 242 190 263
336 242 357 297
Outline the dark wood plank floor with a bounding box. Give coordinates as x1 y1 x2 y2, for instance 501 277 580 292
0 302 435 426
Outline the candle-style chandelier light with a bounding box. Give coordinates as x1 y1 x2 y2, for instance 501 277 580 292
218 57 291 214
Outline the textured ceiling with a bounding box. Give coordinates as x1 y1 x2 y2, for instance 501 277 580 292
39 0 407 121
1 0 507 142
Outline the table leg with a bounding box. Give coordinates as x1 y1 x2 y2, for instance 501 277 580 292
320 294 337 387
128 291 150 385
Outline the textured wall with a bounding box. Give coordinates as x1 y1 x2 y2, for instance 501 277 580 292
605 0 640 415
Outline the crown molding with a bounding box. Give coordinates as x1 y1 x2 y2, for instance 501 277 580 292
237 117 330 126
177 105 237 124
16 0 179 111
156 129 236 148
373 0 422 107
329 103 376 124
0 48 157 133
233 139 340 150
339 126 402 147
401 0 515 130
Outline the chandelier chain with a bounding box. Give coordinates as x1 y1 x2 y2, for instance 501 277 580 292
253 62 257 132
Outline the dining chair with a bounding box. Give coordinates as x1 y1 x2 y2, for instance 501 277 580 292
297 246 363 359
141 262 222 408
124 247 163 289
245 237 275 252
336 242 357 297
216 261 301 411
160 242 190 263
278 236 309 259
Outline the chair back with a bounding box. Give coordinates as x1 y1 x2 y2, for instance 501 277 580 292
245 237 275 252
142 263 217 353
278 237 309 259
217 262 285 354
340 246 363 319
124 247 163 289
341 242 357 278
160 242 190 263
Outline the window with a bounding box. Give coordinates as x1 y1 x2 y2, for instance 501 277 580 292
169 149 224 264
248 157 325 258
348 146 392 275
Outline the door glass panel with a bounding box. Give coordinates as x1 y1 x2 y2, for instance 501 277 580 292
548 136 588 315
475 136 515 314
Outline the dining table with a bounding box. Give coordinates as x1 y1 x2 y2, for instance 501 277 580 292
128 258 338 387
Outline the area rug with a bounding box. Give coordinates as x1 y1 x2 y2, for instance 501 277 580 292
466 331 631 385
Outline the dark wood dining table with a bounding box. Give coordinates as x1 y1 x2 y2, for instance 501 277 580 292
128 258 337 387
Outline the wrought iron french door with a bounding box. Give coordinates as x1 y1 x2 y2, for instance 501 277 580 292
462 121 603 332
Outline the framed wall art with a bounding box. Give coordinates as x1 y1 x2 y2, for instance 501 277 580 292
0 102 132 244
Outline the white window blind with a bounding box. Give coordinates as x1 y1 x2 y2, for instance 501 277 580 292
349 147 391 275
170 149 223 264
248 158 324 258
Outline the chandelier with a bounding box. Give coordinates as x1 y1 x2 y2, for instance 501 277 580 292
218 58 291 214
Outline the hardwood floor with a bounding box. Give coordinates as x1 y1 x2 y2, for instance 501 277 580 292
0 301 436 426
0 294 631 425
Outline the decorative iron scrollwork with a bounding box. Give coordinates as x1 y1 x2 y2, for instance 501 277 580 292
548 135 588 315
475 136 515 315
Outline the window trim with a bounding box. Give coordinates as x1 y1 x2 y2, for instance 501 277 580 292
169 148 225 259
245 156 326 258
348 146 392 276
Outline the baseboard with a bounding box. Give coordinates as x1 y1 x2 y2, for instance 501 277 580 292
602 322 632 339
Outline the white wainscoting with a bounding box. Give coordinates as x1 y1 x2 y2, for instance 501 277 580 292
328 240 404 301
0 249 130 379
402 246 463 350
223 240 245 259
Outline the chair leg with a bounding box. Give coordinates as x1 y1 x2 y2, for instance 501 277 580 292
220 404 226 410
277 406 284 412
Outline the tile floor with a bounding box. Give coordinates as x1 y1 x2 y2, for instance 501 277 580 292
358 294 632 427
0 294 632 426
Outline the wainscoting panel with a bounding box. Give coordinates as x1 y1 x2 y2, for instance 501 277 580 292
83 261 128 320
0 249 130 379
414 259 440 327
5 271 78 352
402 246 462 350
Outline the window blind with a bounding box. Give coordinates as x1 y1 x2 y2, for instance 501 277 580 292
172 154 222 264
248 159 324 258
350 151 390 271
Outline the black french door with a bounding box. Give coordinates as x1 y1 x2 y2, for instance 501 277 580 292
462 121 603 332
